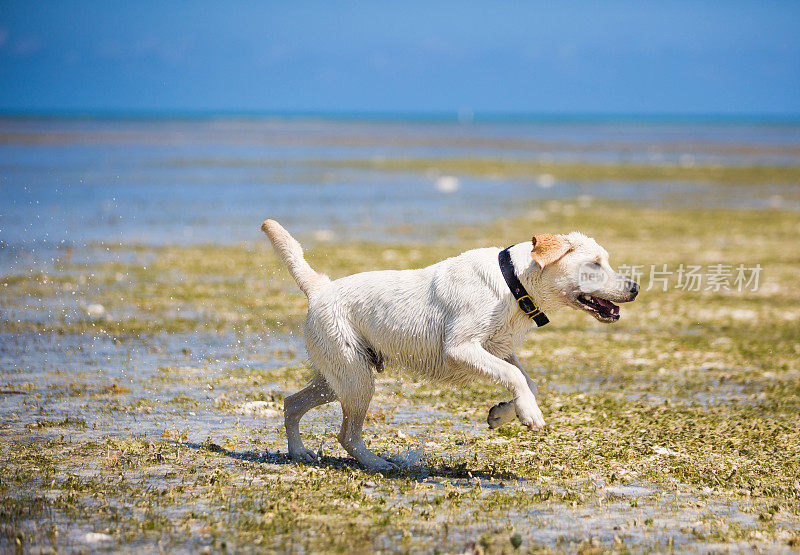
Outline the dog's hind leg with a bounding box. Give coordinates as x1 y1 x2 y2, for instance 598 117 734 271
285 375 337 463
304 315 393 470
334 361 397 471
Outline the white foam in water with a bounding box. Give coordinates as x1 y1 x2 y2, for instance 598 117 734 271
537 173 556 188
435 175 460 193
84 303 106 318
84 532 113 543
239 401 280 417
605 485 653 497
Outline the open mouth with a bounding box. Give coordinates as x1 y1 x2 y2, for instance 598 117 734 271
576 293 620 322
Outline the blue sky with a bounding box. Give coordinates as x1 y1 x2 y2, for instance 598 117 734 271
0 1 798 115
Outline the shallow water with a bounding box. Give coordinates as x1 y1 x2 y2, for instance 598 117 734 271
2 117 799 260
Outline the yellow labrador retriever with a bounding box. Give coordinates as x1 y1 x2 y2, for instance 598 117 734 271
262 220 638 470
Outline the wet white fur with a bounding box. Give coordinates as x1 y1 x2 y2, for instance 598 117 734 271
261 219 630 470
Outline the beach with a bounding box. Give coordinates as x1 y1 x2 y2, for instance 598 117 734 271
1 116 799 552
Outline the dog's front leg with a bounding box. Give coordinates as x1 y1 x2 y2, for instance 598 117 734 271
445 343 545 430
488 354 539 429
507 353 538 394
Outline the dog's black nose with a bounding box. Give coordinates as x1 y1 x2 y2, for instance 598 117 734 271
627 280 639 298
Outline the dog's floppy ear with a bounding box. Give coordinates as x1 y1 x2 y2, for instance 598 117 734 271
531 234 572 268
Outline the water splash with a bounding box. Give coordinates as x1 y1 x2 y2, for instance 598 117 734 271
316 416 338 459
393 431 428 468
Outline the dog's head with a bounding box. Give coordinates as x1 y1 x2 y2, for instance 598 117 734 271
531 232 638 323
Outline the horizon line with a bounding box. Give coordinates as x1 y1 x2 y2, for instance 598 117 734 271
1 109 800 124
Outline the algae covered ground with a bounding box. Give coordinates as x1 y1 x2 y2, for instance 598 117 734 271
2 195 800 553
2 116 800 553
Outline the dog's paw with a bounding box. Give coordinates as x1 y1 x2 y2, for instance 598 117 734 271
515 401 546 431
364 457 400 473
385 454 408 467
289 447 319 464
378 459 401 471
487 401 517 429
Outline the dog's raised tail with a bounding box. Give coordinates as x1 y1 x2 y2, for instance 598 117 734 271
261 219 329 297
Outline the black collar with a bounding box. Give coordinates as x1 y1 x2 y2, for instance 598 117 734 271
498 247 549 327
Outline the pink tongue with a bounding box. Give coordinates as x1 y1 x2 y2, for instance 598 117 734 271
595 297 619 313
